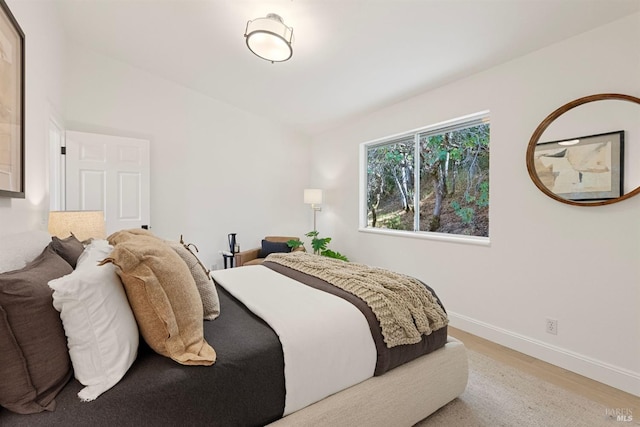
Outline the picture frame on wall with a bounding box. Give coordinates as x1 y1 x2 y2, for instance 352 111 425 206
0 0 24 198
533 130 624 201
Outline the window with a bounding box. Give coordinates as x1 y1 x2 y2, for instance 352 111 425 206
361 112 490 240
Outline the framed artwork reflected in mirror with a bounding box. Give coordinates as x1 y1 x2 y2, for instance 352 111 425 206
534 130 623 201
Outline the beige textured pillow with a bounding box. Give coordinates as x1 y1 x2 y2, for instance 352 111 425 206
101 237 216 366
168 242 220 321
107 228 159 246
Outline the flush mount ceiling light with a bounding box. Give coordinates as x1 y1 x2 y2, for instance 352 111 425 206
558 139 580 146
244 13 294 63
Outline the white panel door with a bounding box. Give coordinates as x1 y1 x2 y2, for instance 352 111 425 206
65 131 150 235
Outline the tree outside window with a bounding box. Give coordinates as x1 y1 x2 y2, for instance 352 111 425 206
364 113 489 238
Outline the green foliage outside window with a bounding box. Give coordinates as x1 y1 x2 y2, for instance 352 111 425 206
365 116 490 237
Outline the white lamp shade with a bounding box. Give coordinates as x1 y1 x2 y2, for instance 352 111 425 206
304 189 323 205
245 13 294 62
48 211 106 242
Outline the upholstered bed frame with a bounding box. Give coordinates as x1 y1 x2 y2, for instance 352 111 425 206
271 338 468 426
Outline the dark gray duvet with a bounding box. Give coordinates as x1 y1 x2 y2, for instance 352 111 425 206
0 287 286 427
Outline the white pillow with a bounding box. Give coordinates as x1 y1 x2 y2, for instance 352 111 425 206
0 230 52 273
75 238 111 270
48 239 139 402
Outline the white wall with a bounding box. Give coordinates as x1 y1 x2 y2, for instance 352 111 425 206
3 0 637 396
63 45 312 268
312 13 640 395
0 1 66 235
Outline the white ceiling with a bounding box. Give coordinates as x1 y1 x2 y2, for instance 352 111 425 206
55 0 640 136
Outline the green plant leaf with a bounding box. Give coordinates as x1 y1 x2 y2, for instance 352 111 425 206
311 237 331 254
300 230 348 260
320 249 349 262
287 239 303 249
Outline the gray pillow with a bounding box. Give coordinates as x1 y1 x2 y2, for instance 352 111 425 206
50 234 85 268
0 246 73 414
168 242 220 321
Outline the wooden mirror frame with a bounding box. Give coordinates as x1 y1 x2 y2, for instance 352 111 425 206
526 93 640 206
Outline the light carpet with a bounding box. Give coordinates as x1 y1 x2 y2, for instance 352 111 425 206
416 350 622 427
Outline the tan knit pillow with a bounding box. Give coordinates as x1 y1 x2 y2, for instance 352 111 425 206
107 228 159 246
101 237 216 366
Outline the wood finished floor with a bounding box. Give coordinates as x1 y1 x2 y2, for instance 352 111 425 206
447 327 640 412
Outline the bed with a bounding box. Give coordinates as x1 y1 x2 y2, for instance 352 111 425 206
0 230 468 426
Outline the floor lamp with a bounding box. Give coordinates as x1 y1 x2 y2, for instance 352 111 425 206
304 189 323 232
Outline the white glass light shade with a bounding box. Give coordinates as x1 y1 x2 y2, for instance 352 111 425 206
304 189 323 205
245 13 294 62
558 139 580 146
48 210 106 242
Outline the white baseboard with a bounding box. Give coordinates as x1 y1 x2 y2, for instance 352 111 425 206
448 312 640 397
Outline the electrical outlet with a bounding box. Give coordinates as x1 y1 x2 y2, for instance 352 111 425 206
546 318 558 335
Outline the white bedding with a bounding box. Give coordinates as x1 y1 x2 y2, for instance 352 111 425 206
211 265 376 415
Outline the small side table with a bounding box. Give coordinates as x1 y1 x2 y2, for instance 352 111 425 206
222 252 235 269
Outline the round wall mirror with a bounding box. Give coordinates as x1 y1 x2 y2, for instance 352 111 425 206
526 93 640 206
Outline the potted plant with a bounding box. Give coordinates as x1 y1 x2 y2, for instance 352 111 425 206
287 231 348 261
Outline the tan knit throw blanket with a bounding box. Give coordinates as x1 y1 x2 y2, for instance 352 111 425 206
266 252 448 348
